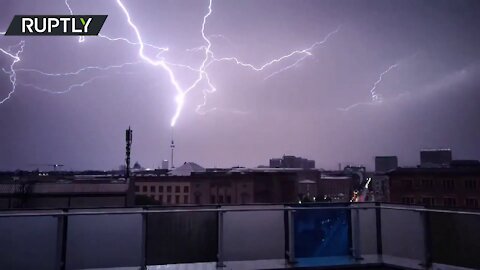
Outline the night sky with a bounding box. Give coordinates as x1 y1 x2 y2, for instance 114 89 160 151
0 0 479 171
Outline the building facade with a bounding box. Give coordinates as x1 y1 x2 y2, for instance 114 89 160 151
388 166 480 208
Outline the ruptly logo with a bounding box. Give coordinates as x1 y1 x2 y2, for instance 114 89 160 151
4 15 107 36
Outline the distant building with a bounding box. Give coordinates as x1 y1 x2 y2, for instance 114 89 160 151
0 172 129 209
420 149 452 168
375 156 398 172
134 177 191 204
269 158 282 168
372 156 397 202
161 160 169 170
269 155 315 169
388 162 480 209
318 173 355 202
135 169 301 205
371 174 390 202
170 162 206 176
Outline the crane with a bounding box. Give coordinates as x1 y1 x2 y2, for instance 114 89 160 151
29 163 64 171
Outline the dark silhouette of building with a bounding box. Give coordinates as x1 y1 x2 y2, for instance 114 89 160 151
269 155 315 169
420 149 452 168
375 156 398 172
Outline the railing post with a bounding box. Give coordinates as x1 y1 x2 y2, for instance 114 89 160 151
352 206 363 260
56 209 68 270
217 209 225 268
141 208 147 270
375 202 383 261
420 210 432 269
287 207 296 265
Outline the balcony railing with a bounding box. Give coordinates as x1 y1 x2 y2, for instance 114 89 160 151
0 203 479 270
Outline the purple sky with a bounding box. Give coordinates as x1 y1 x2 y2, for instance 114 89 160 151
1 0 479 171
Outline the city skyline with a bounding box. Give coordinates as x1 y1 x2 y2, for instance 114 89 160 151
1 0 480 171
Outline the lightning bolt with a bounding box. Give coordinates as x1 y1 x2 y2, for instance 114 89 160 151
210 26 340 75
338 63 399 112
19 75 107 94
370 63 398 102
16 61 142 77
0 41 25 104
1 0 340 128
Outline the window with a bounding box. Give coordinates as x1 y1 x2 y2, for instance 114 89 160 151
241 193 249 204
413 180 421 190
159 186 164 192
403 179 413 190
150 186 156 192
401 197 414 204
184 195 189 204
210 195 216 204
466 198 479 208
226 195 232 204
135 185 139 192
422 197 434 206
195 193 201 204
167 186 172 193
184 186 189 193
442 179 454 190
422 179 433 189
167 195 171 203
465 180 477 190
142 186 147 192
175 195 180 203
218 195 224 204
443 198 456 207
175 186 180 193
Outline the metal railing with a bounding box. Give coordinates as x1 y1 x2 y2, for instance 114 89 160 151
0 203 478 270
